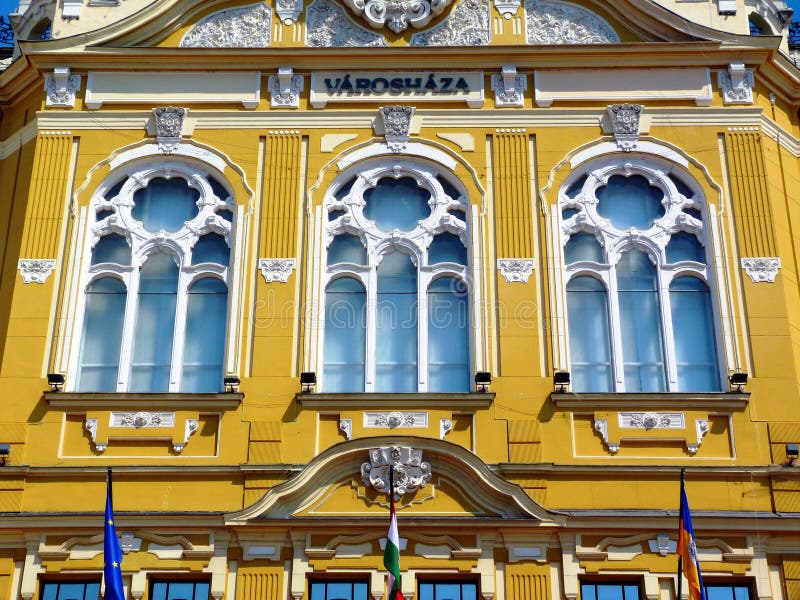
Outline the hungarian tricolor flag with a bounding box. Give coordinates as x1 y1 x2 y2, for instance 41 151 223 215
384 468 405 600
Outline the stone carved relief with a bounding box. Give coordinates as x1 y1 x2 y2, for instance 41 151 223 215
339 418 353 440
174 419 199 453
258 258 297 283
277 0 304 24
525 0 619 45
607 103 643 151
152 107 188 154
181 3 272 48
741 257 781 283
361 446 432 499
18 259 57 283
85 419 105 452
268 67 304 108
343 0 452 32
307 0 388 47
718 63 754 105
380 106 415 152
497 258 535 283
45 66 81 108
618 412 684 430
491 66 527 107
494 0 521 18
364 411 428 428
410 0 490 46
111 412 175 428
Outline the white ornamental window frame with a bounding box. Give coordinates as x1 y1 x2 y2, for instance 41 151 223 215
67 158 236 393
317 157 473 393
558 156 727 393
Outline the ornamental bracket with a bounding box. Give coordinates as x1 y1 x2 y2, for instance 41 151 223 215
491 66 526 107
361 446 432 500
718 63 754 105
607 103 643 152
268 67 304 108
45 67 81 108
152 107 189 154
380 106 415 153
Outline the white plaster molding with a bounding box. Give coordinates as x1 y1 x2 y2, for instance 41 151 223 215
108 142 228 173
436 132 474 151
269 67 304 109
306 0 387 47
525 0 619 44
110 412 175 428
17 259 56 283
647 534 676 556
181 3 272 47
593 418 619 453
508 545 545 562
120 532 142 554
85 419 104 452
718 63 754 105
336 141 458 171
718 0 736 14
440 418 452 439
618 412 684 430
687 419 710 454
321 134 358 153
380 105 415 152
339 418 353 440
20 535 44 600
569 141 689 169
364 411 428 428
741 257 781 283
277 0 304 23
152 107 188 154
173 419 199 453
494 0 521 18
497 258 535 283
361 446 432 498
343 0 452 32
62 0 82 18
45 67 80 108
606 103 643 151
258 258 297 283
410 0 490 46
290 532 311 600
491 66 526 107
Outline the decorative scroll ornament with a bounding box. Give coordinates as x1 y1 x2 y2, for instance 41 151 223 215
85 419 105 452
174 419 199 453
741 257 781 283
344 0 452 32
497 258 535 283
607 103 643 151
339 418 353 440
380 106 415 152
153 107 188 154
494 0 521 18
45 66 81 108
361 446 432 499
307 0 388 47
593 418 619 453
181 3 272 47
718 63 754 105
268 67 304 108
687 419 709 454
619 412 684 430
365 411 428 428
525 0 619 45
410 0 490 46
277 0 304 24
491 65 526 107
259 258 297 283
111 411 175 428
18 259 56 283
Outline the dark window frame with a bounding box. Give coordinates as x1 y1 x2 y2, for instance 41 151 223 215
579 578 644 600
308 577 370 600
417 578 480 600
148 578 211 600
39 579 101 600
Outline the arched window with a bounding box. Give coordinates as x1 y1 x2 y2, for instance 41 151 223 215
322 161 471 392
74 164 234 392
560 160 722 393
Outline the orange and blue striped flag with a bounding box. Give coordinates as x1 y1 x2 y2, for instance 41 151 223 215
678 476 706 600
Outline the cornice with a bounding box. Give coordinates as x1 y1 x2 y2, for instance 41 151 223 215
0 119 37 159
550 391 750 410
44 391 244 410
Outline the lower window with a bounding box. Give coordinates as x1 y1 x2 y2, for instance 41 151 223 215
309 580 369 600
705 583 752 600
418 581 478 600
580 581 641 600
40 581 100 600
150 580 210 600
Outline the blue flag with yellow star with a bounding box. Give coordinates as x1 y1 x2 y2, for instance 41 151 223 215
104 468 125 600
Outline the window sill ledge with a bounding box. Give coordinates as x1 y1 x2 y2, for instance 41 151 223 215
43 392 244 411
550 391 749 411
296 392 494 410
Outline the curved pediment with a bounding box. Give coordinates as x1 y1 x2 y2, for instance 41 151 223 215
226 436 564 524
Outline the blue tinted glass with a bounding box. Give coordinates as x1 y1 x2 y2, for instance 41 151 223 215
428 277 470 392
131 253 178 392
85 583 100 600
192 234 230 266
669 174 695 198
596 175 665 230
354 582 368 600
567 276 612 392
420 583 434 600
683 207 703 221
311 583 325 600
564 233 603 263
329 209 347 221
217 208 233 223
182 278 228 393
335 177 355 201
428 233 467 265
436 583 461 600
562 207 579 219
623 584 640 600
132 177 199 232
670 277 720 391
92 234 131 266
364 177 431 231
706 587 735 600
666 232 705 263
192 582 210 600
105 178 126 200
376 253 418 392
208 177 230 201
437 174 462 200
77 277 126 392
151 582 167 600
324 277 366 392
565 175 587 198
96 209 115 221
617 251 666 392
328 235 367 265
327 583 355 600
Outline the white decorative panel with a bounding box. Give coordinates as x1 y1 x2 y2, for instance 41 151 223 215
363 411 429 428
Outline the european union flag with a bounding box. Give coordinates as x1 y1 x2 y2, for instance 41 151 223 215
104 468 125 600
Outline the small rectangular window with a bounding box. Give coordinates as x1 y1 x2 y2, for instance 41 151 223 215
580 581 641 600
418 581 478 600
149 580 210 600
309 580 369 600
40 581 100 600
705 582 753 600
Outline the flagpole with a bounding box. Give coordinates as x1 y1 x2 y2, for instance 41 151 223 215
389 465 395 600
677 468 684 600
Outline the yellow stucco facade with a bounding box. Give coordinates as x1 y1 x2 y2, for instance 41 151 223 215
1 0 800 599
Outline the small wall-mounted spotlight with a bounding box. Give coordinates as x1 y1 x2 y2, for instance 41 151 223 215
223 376 240 393
786 443 799 461
0 443 9 465
553 371 571 393
474 372 491 392
300 372 317 393
47 373 65 392
729 371 748 392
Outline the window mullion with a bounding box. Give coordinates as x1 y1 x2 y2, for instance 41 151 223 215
659 268 679 391
606 264 626 392
418 266 431 392
170 266 191 392
364 264 378 392
117 268 140 392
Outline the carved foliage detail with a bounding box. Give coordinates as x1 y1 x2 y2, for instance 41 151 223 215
410 0 490 46
361 446 432 499
525 0 619 45
741 257 781 283
18 259 57 283
307 0 388 47
343 0 452 32
380 105 415 152
181 3 272 48
45 67 81 108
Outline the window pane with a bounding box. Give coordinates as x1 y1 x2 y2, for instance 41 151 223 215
418 582 476 600
329 234 367 265
580 583 641 600
132 177 199 233
376 252 418 392
428 277 470 392
41 582 101 600
617 251 666 392
670 277 720 391
364 177 431 231
105 178 127 200
208 176 230 202
91 234 131 266
77 277 126 392
564 233 603 263
130 253 178 392
192 234 229 266
428 233 467 265
437 174 462 200
567 276 613 392
181 278 228 393
596 175 665 230
323 277 366 392
669 174 695 198
150 581 209 600
666 232 704 263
